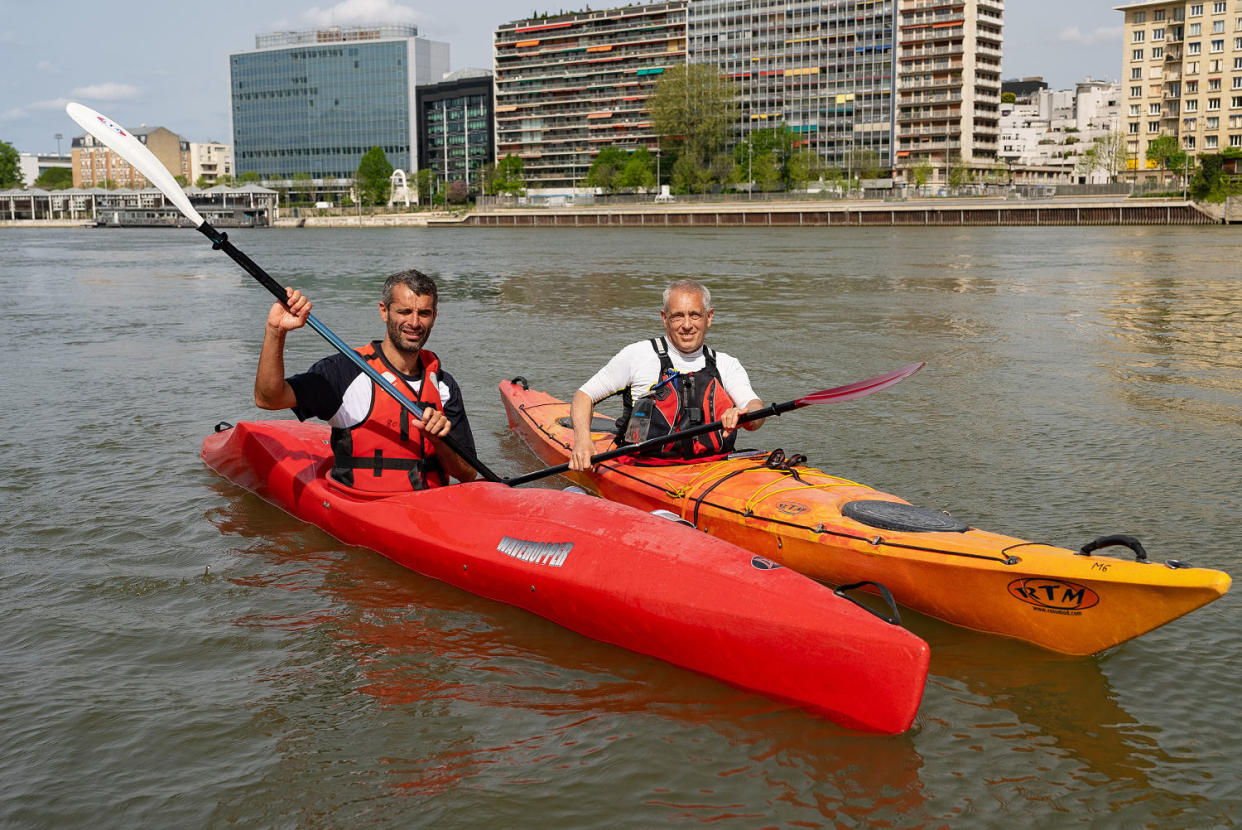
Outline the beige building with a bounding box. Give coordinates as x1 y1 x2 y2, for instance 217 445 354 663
1117 0 1242 181
189 142 233 186
895 0 1005 181
71 125 189 188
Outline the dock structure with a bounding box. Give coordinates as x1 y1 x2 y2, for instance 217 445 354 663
445 198 1220 228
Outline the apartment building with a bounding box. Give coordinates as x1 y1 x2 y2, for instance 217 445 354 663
687 0 897 169
493 3 689 190
894 0 1004 180
998 79 1122 183
71 126 188 188
230 25 450 180
1117 0 1242 181
416 68 495 195
189 142 234 186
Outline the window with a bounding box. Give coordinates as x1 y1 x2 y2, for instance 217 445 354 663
1189 41 1202 54
1187 98 1200 111
1215 1 1227 13
1212 39 1224 52
1129 122 1141 133
1132 67 1144 79
1131 85 1144 96
1133 10 1147 23
1210 78 1222 90
1234 95 1242 107
1155 9 1166 21
1189 61 1201 72
1155 27 1166 40
1206 134 1219 147
1186 135 1197 148
1134 47 1145 60
1211 59 1224 71
1209 97 1221 109
1191 4 1204 16
1214 19 1226 33
1231 134 1241 146
1134 30 1146 42
1188 80 1200 93
1190 22 1202 35
1234 76 1242 88
1130 103 1142 116
1150 102 1163 114
1208 116 1221 127
1149 121 1162 132
1154 46 1165 58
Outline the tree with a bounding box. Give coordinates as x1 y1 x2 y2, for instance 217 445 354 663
787 149 823 190
446 180 469 204
585 146 627 192
416 168 435 202
1001 91 1017 103
650 63 738 192
195 175 210 189
734 126 797 189
355 146 394 206
1145 135 1187 181
1077 131 1127 183
238 170 261 184
910 161 934 188
1189 149 1242 201
215 174 234 186
616 147 656 191
34 167 73 189
0 140 23 188
846 147 883 181
488 154 526 195
174 174 189 186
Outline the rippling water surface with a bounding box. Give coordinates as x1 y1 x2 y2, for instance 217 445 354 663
2 226 1239 826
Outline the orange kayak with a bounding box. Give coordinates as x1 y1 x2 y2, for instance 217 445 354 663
500 379 1231 655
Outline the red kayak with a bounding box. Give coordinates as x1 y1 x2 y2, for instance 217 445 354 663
201 420 929 733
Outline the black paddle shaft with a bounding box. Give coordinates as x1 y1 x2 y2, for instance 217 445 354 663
195 222 503 484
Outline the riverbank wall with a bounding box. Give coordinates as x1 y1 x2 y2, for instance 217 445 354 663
444 197 1220 228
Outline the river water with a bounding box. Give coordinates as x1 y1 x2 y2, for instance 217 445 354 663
2 226 1239 826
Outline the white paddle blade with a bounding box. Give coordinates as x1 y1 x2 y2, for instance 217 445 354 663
65 101 205 226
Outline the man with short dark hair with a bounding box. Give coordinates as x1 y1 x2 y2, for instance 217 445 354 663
254 269 477 489
568 279 765 471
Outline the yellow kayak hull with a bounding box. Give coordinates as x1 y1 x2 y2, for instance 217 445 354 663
501 380 1231 655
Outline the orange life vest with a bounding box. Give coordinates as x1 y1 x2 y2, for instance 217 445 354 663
615 338 737 460
331 345 447 491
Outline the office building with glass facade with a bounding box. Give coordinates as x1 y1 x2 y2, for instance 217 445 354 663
230 25 450 180
417 68 495 196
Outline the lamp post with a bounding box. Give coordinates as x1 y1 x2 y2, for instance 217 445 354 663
55 133 63 157
748 139 753 200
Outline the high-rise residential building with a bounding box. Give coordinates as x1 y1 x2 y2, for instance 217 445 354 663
894 0 1004 180
229 25 450 180
71 126 188 188
1116 0 1242 181
493 3 689 189
687 0 897 170
416 68 495 196
189 142 234 186
998 79 1122 183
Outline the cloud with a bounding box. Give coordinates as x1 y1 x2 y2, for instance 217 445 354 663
0 108 30 121
69 82 141 101
297 0 423 27
28 97 69 111
1058 26 1123 46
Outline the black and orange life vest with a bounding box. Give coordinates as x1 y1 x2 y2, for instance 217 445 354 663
614 337 737 460
330 345 447 491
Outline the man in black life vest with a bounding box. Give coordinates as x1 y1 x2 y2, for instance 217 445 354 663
568 279 766 471
254 269 478 490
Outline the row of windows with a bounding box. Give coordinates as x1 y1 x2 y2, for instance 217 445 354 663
1131 2 1228 23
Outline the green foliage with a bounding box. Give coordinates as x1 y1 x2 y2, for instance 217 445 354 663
846 148 883 180
1077 132 1127 182
215 174 234 186
488 155 526 195
195 175 210 189
1188 152 1242 201
651 64 738 193
0 140 23 188
910 161 934 187
616 147 656 191
1001 91 1017 103
416 168 434 202
787 149 823 189
1145 135 1187 174
238 170 262 183
34 167 73 189
355 146 394 206
290 172 314 203
174 174 189 186
585 146 627 192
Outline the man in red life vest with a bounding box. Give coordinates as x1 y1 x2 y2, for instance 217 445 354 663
568 279 765 471
254 269 477 490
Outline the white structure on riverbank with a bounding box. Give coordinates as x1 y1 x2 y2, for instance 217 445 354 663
999 78 1121 183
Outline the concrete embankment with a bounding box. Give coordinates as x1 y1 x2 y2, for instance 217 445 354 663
445 197 1220 228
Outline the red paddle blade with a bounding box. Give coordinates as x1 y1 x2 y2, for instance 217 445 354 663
794 362 925 407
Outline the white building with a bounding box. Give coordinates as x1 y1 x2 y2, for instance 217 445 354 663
18 153 71 187
999 78 1121 183
189 142 234 186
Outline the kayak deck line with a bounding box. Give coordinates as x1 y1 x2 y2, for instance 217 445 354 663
520 400 1025 568
201 419 931 733
501 380 1231 655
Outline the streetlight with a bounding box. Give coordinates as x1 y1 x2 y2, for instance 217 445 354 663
747 139 753 200
54 133 63 157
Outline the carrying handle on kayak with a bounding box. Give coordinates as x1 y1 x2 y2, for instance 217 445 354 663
833 581 903 626
1076 534 1148 562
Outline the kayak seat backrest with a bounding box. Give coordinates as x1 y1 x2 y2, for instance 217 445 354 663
842 500 970 533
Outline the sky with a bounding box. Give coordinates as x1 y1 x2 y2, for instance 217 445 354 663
1 0 1124 155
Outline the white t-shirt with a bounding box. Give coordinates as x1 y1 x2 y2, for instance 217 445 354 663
579 338 758 406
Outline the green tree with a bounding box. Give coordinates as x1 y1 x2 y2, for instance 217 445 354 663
1077 131 1127 183
616 147 656 191
651 64 738 192
356 146 394 206
846 148 884 181
215 174 234 186
910 161 934 188
0 139 23 188
735 126 797 189
238 170 262 184
1001 91 1017 103
585 146 627 192
195 174 210 189
416 168 435 202
174 174 189 186
489 154 526 195
750 153 781 191
291 172 314 203
787 149 823 190
34 167 73 189
1145 135 1187 180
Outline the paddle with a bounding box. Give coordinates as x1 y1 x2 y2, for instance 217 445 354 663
65 102 503 484
503 362 925 486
